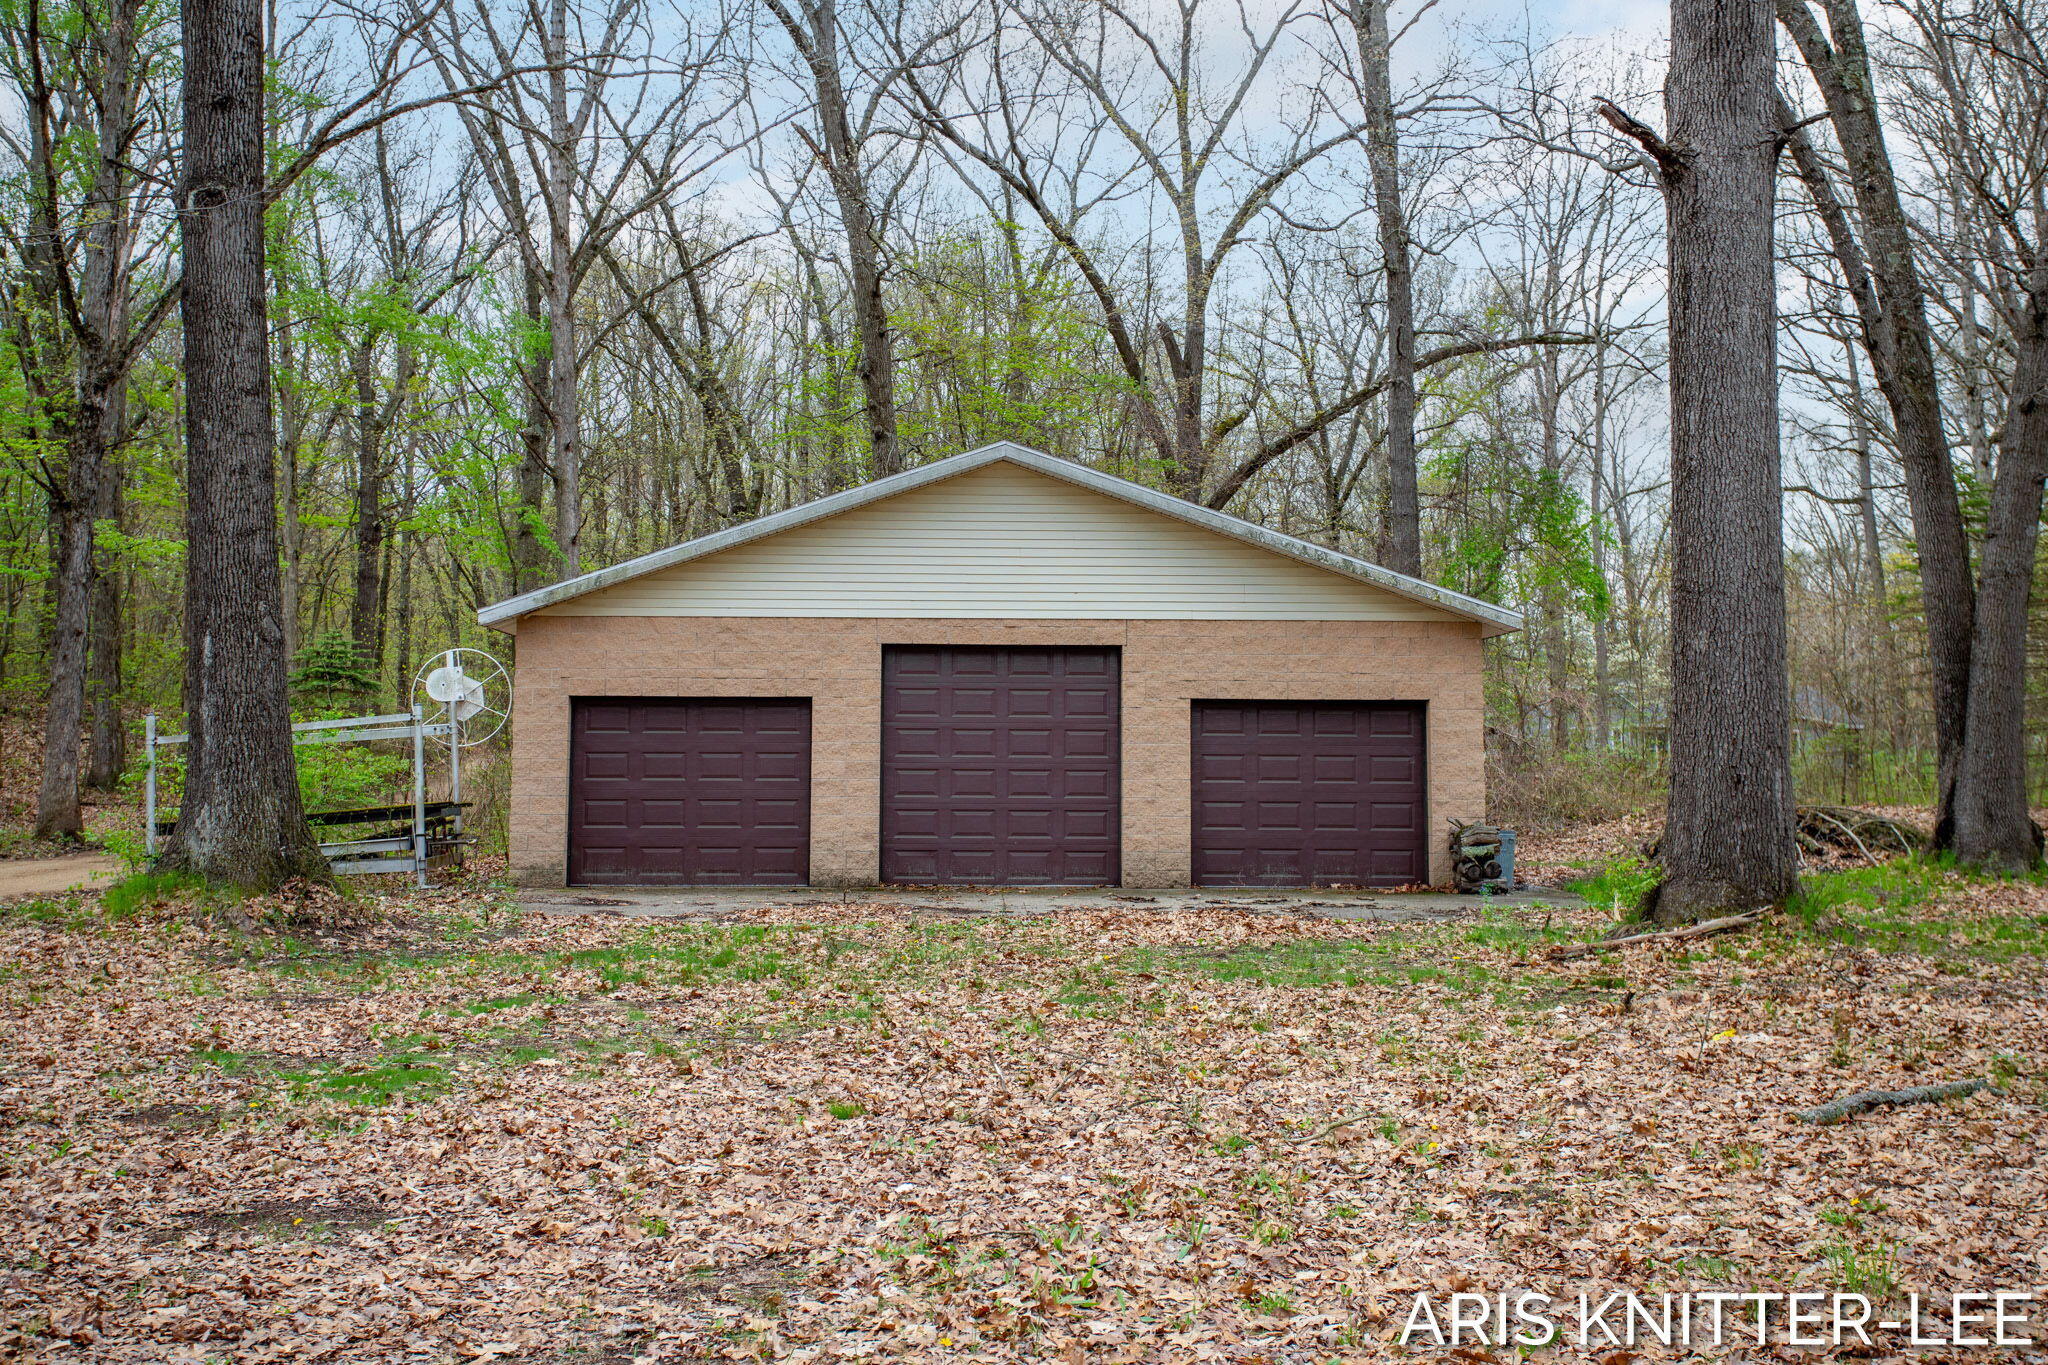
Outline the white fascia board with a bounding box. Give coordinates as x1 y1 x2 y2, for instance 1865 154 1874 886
475 440 1523 635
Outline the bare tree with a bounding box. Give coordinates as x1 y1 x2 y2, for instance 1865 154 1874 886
1339 0 1420 574
1777 0 2046 868
759 0 911 476
1894 0 2048 868
423 0 739 583
1774 0 1977 842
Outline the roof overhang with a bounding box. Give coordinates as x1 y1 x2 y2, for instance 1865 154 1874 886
477 442 1523 636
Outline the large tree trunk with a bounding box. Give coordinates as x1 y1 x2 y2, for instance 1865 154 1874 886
348 343 387 662
1636 0 1798 923
510 267 554 596
86 416 126 790
162 0 328 888
544 0 583 578
1950 282 2048 870
33 433 95 841
1353 0 1420 578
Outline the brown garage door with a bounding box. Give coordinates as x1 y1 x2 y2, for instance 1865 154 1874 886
882 647 1119 885
570 699 810 885
1191 701 1425 887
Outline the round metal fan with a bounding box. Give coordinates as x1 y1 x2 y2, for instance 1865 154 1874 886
413 647 510 744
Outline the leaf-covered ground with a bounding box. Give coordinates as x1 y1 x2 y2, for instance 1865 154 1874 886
3 862 2044 1362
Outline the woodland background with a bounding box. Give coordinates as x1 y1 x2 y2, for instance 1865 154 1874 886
2 0 2044 844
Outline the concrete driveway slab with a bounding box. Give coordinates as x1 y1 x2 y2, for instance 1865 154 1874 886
519 883 1580 924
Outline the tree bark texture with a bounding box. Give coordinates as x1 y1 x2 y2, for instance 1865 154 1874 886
1354 0 1420 578
85 406 127 790
545 0 583 577
1950 275 2048 870
33 438 95 840
29 0 143 833
349 344 388 662
1648 0 1798 922
163 0 329 887
768 0 900 479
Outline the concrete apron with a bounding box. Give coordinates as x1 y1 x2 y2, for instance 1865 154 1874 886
519 884 1582 924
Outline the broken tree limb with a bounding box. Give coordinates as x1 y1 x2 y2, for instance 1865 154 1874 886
1286 1110 1379 1144
1791 1079 1990 1125
1547 911 1762 960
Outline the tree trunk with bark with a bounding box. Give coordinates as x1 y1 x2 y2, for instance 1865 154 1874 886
162 0 328 888
1619 0 1798 922
26 0 137 833
33 432 96 840
348 343 387 662
1353 0 1420 578
544 0 583 577
1950 275 2048 870
85 412 126 790
765 0 900 479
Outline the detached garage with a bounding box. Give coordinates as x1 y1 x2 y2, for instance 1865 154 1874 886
480 442 1518 888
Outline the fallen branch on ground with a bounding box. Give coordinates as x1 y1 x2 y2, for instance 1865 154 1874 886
1791 1078 1990 1125
1547 911 1762 960
1286 1110 1381 1143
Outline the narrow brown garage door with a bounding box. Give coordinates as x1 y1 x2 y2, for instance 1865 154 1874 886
882 647 1119 885
1192 701 1425 887
570 699 810 885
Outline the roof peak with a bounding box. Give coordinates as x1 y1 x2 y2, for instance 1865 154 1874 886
478 442 1521 635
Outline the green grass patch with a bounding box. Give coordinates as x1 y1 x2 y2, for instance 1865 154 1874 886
1785 857 2048 961
1461 906 1582 950
289 1057 450 1106
1566 856 1659 918
101 871 219 919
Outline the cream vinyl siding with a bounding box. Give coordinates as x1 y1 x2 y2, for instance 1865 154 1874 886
536 460 1464 622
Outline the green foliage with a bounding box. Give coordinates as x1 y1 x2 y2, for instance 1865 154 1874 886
293 738 412 813
1427 445 1610 618
1565 857 1660 918
290 633 377 705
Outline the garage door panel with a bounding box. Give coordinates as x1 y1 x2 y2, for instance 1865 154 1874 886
570 699 811 885
1060 730 1112 758
1062 808 1115 839
954 729 1001 756
1371 709 1418 736
1192 700 1425 888
882 647 1120 885
1313 754 1357 782
1008 689 1054 716
1313 801 1357 829
754 752 806 781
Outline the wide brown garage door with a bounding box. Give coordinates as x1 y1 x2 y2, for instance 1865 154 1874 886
882 647 1119 884
569 699 810 885
1191 701 1426 887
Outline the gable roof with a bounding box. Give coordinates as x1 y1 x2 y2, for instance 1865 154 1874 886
477 442 1522 635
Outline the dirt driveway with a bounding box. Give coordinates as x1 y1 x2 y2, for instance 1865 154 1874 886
0 853 124 898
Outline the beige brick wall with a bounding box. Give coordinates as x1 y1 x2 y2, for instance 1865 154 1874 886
506 616 1487 888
